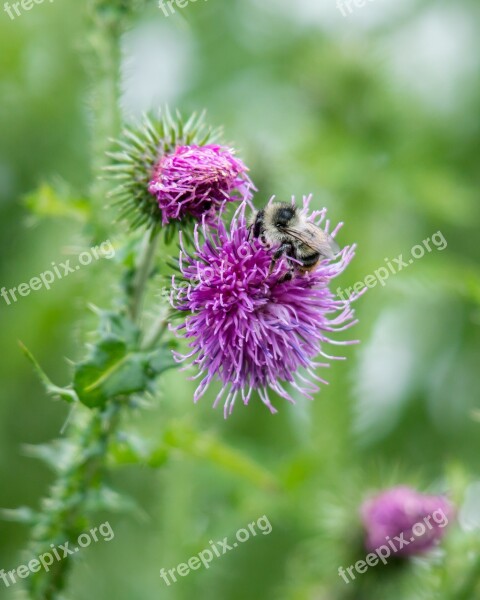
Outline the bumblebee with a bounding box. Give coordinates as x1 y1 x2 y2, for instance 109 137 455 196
251 202 340 276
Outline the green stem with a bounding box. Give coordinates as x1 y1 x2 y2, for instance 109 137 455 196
129 228 160 323
142 313 169 349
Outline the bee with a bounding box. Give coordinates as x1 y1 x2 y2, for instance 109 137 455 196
250 201 340 278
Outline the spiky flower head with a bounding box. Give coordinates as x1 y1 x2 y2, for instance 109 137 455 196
361 486 453 556
171 195 359 418
106 111 253 236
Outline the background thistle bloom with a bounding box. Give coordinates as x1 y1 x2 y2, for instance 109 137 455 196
361 486 454 556
106 111 253 233
171 196 359 418
148 144 253 226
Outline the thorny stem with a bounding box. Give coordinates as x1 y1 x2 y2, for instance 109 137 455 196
129 228 160 323
142 313 170 349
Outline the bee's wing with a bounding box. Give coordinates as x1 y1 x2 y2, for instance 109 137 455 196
283 224 340 259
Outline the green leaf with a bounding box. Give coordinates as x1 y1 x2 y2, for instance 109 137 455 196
73 336 176 408
19 341 78 404
74 337 140 408
73 308 176 408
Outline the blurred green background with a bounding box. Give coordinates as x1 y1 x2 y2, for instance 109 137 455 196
1 0 479 598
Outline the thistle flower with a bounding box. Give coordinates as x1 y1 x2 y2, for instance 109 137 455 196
106 111 253 233
171 196 359 418
361 486 453 556
148 144 253 226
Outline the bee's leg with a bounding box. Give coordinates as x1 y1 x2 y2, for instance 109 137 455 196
280 244 297 282
269 243 294 275
279 268 294 283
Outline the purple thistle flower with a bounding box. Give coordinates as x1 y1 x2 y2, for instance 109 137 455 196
148 144 254 226
171 195 360 418
361 486 454 556
106 111 252 231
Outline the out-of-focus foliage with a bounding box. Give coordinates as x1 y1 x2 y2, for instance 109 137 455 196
0 0 479 599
